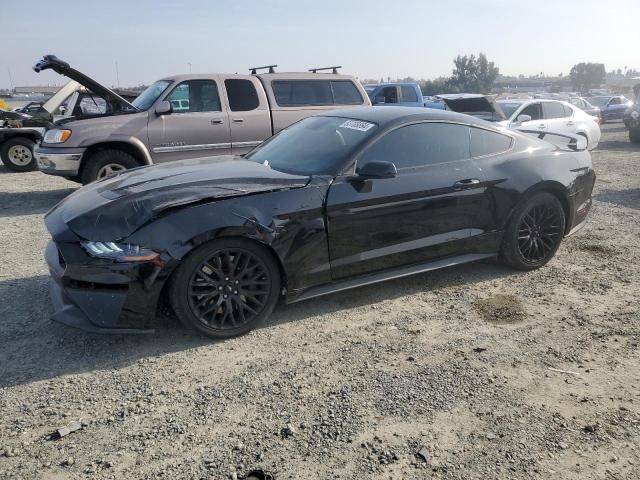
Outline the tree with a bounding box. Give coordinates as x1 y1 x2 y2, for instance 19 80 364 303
420 77 458 96
569 63 606 93
450 52 499 93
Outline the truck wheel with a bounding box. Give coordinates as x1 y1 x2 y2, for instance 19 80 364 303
81 149 139 185
0 138 37 172
630 128 640 144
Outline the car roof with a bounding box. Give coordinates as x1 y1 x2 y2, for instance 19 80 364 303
320 106 496 128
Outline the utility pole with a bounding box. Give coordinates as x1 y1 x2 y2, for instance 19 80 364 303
188 62 192 74
7 68 14 91
115 61 120 88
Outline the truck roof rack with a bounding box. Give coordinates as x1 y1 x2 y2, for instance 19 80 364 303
249 65 278 74
308 66 342 74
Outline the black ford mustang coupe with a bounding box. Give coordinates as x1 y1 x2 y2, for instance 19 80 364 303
44 107 595 338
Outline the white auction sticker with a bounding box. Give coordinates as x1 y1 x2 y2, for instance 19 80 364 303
339 120 375 132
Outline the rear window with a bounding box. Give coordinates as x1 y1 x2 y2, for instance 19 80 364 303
543 102 567 119
225 79 259 111
470 128 512 157
400 85 418 103
272 80 363 107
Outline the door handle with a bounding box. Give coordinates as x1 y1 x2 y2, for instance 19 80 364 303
538 124 546 129
453 178 481 189
233 118 244 123
211 118 223 124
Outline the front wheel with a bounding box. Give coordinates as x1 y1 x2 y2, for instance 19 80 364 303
500 192 566 271
0 137 37 172
80 149 139 185
169 238 281 339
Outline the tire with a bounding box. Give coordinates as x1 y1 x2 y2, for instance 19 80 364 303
0 137 37 172
169 238 281 339
80 149 139 185
500 192 566 271
630 128 640 144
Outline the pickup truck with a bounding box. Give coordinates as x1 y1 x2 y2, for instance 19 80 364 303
363 82 445 109
33 55 371 184
0 81 137 172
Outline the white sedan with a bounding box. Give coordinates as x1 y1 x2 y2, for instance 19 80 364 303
438 94 601 150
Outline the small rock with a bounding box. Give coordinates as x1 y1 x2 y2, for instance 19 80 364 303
486 433 497 440
417 447 431 463
281 424 296 438
63 456 75 466
55 421 83 439
558 442 569 450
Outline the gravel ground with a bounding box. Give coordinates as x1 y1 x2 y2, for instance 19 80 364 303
0 123 638 480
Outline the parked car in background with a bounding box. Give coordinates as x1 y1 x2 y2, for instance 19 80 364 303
422 95 446 110
439 95 601 150
33 55 370 184
364 83 425 107
587 95 633 123
624 100 640 143
43 106 594 338
566 96 600 118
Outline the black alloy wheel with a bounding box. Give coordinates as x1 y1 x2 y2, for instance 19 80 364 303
500 192 566 270
170 238 280 338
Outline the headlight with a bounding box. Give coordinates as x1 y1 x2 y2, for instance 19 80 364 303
81 241 160 263
44 129 72 144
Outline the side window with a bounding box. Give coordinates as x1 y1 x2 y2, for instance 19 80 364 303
608 97 621 105
225 79 259 111
358 123 470 170
542 102 567 119
520 103 542 120
166 80 220 113
563 104 574 117
331 81 363 105
272 80 333 106
381 86 398 103
400 85 418 103
470 128 512 157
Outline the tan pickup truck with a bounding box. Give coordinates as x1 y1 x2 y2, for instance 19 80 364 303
33 55 370 184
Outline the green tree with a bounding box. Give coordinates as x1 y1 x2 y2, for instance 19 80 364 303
569 63 606 93
450 52 499 93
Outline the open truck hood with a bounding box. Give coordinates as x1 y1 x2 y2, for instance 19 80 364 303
34 55 137 114
45 156 310 241
437 94 506 122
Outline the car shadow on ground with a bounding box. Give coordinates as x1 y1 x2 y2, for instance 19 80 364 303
595 139 637 151
0 260 521 389
0 188 76 217
594 187 640 210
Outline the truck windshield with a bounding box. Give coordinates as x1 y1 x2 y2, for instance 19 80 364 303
131 80 172 111
246 116 377 175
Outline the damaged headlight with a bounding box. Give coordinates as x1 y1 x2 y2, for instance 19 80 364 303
81 241 160 262
44 129 72 144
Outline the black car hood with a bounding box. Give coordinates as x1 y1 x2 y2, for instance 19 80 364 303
46 156 310 241
33 55 137 114
437 94 506 121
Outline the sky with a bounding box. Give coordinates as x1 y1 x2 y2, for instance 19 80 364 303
2 0 638 89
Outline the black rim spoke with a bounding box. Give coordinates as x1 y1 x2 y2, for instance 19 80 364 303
516 202 563 262
188 248 271 330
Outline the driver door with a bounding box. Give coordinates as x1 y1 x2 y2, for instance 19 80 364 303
147 77 232 162
326 122 491 280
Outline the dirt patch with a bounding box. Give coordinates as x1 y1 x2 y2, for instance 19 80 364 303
575 242 615 256
474 294 526 324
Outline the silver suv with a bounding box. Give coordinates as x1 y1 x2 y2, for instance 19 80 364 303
33 56 370 184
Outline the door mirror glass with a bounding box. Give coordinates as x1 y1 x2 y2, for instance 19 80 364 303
356 161 397 179
155 100 173 115
514 114 532 125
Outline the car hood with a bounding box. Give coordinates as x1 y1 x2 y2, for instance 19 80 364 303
33 55 137 114
437 94 507 121
45 156 310 241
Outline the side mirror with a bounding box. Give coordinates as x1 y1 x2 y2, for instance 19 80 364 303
155 100 173 115
513 114 532 125
568 135 588 151
373 96 386 105
356 161 397 179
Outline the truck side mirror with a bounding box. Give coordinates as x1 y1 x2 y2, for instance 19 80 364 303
373 96 386 105
155 100 173 115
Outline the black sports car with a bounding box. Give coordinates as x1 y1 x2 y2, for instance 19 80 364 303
44 107 595 338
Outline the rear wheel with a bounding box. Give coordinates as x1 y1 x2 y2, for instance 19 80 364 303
0 137 37 172
500 192 566 270
80 149 139 185
169 238 281 339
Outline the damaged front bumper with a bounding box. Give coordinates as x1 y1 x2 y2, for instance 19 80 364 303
45 240 171 334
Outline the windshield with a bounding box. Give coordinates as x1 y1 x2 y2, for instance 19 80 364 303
498 102 522 118
131 80 172 111
587 96 611 107
246 116 377 175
